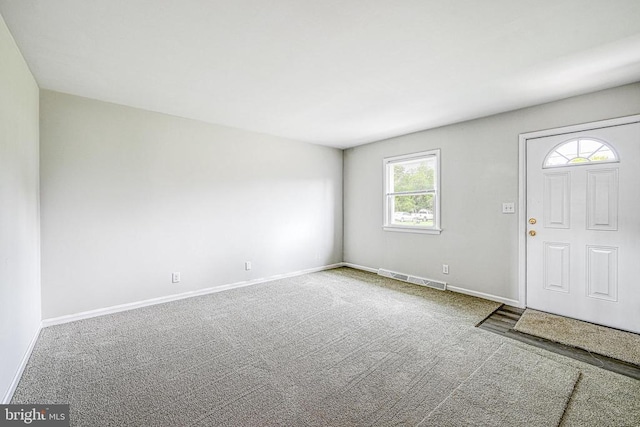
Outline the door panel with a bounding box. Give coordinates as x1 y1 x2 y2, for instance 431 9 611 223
543 242 570 293
586 245 617 302
526 122 640 334
586 169 618 230
543 172 570 228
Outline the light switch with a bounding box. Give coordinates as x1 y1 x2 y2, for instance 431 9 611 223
502 202 515 214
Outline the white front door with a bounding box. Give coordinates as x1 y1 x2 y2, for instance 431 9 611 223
526 121 640 334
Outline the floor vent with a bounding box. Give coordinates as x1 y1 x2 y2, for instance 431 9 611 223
378 269 447 291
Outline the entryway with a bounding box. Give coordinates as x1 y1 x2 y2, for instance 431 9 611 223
520 116 640 334
477 305 640 380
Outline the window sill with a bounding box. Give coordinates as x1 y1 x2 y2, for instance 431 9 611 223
383 226 442 235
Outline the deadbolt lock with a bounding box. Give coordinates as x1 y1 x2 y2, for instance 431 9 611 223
529 218 537 225
529 230 537 237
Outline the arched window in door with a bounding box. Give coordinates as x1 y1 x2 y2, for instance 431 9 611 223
543 138 619 168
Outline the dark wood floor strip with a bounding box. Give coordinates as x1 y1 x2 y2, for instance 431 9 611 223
500 305 525 315
477 305 640 381
494 310 522 322
481 321 511 334
489 313 518 326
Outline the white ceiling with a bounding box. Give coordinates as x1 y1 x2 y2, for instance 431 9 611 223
2 1 640 148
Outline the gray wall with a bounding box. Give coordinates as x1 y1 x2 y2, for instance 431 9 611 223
40 90 343 319
344 82 640 303
0 15 41 401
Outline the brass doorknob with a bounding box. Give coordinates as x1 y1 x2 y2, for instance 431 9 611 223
529 218 537 225
529 230 537 237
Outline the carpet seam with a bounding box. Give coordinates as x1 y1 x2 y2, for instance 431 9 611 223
556 372 582 427
414 342 505 426
366 358 444 426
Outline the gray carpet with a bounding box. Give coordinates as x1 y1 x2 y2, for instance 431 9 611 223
419 343 579 426
11 268 640 426
514 309 640 366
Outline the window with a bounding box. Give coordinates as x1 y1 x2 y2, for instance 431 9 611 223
383 150 441 234
543 138 618 168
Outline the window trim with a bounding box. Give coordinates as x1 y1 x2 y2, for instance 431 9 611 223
383 149 442 234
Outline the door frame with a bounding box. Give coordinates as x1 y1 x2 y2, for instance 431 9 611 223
517 114 640 308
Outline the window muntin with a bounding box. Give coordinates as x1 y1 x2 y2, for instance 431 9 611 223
543 138 618 168
384 150 440 234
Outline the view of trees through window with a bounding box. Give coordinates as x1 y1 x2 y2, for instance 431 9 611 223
389 157 436 227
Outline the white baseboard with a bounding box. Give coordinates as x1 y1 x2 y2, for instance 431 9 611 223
342 262 520 306
341 262 378 273
41 263 344 328
2 324 41 404
446 285 520 307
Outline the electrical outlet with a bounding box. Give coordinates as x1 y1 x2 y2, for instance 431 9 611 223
172 272 180 283
245 261 252 271
442 264 449 274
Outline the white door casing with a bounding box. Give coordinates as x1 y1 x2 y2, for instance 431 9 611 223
525 120 640 334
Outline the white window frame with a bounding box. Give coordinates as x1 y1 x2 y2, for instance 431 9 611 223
383 149 441 234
